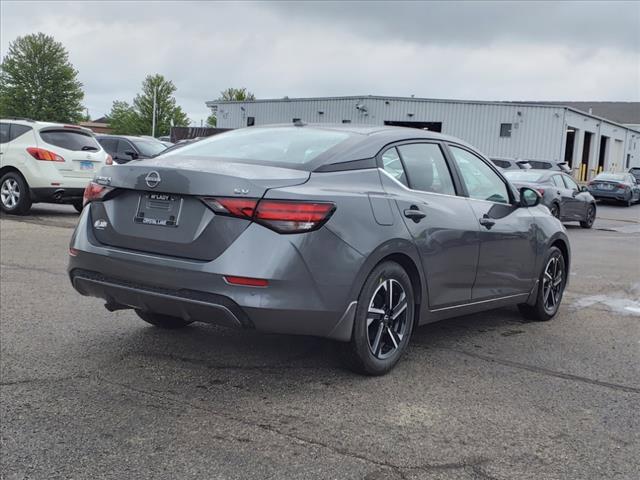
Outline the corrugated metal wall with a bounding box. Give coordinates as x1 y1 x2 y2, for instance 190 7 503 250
209 97 639 166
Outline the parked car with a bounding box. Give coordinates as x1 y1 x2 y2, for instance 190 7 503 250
140 135 173 148
158 136 171 143
628 166 640 184
69 125 570 375
504 170 596 228
1 119 111 214
587 172 640 207
490 158 532 170
96 135 168 164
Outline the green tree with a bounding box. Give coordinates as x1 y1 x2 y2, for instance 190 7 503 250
107 74 189 136
207 87 255 127
219 87 255 101
0 33 84 122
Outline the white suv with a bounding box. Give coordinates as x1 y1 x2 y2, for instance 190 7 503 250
0 119 111 214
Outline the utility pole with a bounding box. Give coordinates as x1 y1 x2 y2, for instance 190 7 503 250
151 86 157 137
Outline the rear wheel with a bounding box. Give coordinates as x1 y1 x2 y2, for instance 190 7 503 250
341 261 415 375
135 310 193 329
580 204 596 229
0 172 32 215
518 246 566 321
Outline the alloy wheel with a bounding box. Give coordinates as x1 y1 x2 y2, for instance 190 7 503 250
542 256 564 314
0 178 20 209
585 205 595 225
366 279 410 360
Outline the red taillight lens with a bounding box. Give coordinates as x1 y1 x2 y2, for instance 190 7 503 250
224 275 269 287
255 200 335 233
105 154 113 166
26 147 64 162
83 181 113 206
617 183 628 190
536 188 545 195
201 197 335 233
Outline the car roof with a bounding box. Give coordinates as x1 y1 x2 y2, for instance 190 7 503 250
0 118 92 131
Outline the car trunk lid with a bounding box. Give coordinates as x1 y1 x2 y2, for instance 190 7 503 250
89 157 310 261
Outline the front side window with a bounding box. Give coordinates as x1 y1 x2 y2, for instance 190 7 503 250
98 138 118 155
450 146 510 204
562 175 579 191
381 148 408 186
39 129 100 151
397 143 456 195
130 139 167 157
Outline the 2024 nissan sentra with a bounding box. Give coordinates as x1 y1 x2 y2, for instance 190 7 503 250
68 125 570 375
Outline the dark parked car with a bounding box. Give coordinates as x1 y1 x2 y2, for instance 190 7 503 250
587 172 640 207
629 167 640 184
96 135 168 164
490 158 531 170
504 170 596 228
69 125 570 375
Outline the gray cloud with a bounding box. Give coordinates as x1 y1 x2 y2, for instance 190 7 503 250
1 1 638 125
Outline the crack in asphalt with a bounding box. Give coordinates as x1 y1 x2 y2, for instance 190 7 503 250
0 374 89 387
95 374 488 478
434 347 640 394
0 262 67 277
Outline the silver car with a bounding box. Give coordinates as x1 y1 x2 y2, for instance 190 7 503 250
68 125 570 375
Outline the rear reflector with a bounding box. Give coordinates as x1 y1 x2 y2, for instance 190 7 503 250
26 147 64 162
224 275 269 287
83 181 113 206
201 197 335 234
68 247 79 257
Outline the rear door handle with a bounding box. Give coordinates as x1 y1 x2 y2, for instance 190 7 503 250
479 217 495 229
403 208 426 222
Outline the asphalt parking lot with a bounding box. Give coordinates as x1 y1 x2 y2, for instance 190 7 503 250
1 203 639 480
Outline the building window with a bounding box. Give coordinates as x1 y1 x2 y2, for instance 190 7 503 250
247 117 255 127
500 123 512 137
342 119 351 124
292 118 301 123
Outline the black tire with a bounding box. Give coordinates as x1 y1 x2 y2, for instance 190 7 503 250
549 203 560 219
72 199 84 213
340 261 415 375
518 246 566 322
580 203 596 229
135 310 193 329
0 171 32 215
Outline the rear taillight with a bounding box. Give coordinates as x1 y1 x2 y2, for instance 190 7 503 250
26 147 64 162
617 183 628 190
105 154 113 165
201 197 335 233
224 275 269 287
536 188 545 195
83 181 113 206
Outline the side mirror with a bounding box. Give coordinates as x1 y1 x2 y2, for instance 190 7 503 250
580 185 588 192
124 150 138 160
520 187 541 207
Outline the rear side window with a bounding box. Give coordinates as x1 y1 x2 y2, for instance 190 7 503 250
10 124 32 141
98 138 118 155
562 175 579 190
381 148 408 186
167 127 351 164
39 129 100 152
528 160 552 169
0 124 9 144
491 159 511 169
397 143 456 196
551 175 564 188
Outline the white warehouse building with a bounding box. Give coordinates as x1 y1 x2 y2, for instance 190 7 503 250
206 96 640 181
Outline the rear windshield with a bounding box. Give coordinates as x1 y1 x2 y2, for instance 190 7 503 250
164 127 351 164
594 173 625 181
504 171 545 182
130 139 167 157
40 129 101 152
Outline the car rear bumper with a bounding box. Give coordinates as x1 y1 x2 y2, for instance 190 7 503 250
590 190 629 201
67 207 361 340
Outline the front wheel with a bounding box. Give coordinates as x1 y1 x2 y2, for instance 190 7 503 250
135 310 193 329
340 261 415 375
518 246 566 321
580 204 596 228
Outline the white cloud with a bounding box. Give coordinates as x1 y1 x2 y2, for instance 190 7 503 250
1 1 638 124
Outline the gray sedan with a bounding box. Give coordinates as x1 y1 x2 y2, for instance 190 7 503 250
587 172 640 207
69 125 570 375
504 170 596 228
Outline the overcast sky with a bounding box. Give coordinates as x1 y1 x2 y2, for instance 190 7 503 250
1 0 638 124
